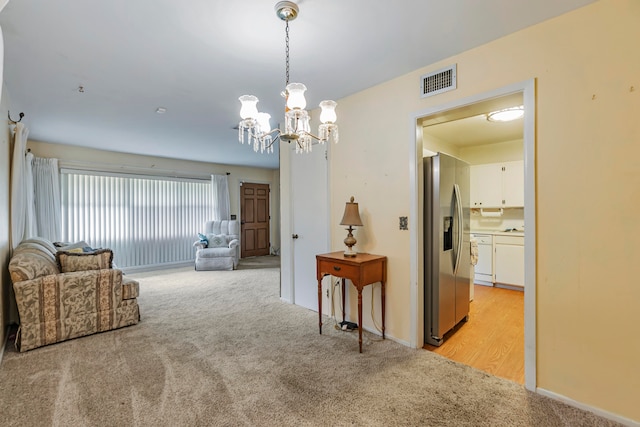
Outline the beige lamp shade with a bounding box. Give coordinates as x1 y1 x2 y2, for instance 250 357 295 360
340 196 362 257
340 196 363 226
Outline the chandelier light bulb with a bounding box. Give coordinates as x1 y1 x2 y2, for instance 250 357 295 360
239 95 259 120
257 112 271 133
319 100 337 124
285 83 307 110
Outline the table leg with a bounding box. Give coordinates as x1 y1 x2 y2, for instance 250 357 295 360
341 278 346 323
357 287 363 353
318 277 323 334
381 280 386 340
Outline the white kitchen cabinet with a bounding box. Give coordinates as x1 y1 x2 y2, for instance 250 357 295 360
501 161 524 207
494 235 525 287
470 160 524 208
470 164 502 208
473 234 494 285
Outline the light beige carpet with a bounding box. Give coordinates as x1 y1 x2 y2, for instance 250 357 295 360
0 256 620 426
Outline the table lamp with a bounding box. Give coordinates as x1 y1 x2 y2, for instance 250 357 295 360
340 196 363 257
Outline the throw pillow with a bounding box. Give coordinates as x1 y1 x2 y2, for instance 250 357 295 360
56 249 114 273
198 233 208 245
207 234 229 248
58 240 91 252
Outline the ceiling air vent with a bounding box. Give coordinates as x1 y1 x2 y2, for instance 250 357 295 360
420 64 457 98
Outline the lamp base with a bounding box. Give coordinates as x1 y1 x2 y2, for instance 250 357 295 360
343 226 357 257
343 248 357 257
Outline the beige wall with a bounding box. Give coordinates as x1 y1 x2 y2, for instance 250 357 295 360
459 139 523 165
27 140 281 253
0 84 11 349
422 133 461 158
423 135 524 165
328 0 638 421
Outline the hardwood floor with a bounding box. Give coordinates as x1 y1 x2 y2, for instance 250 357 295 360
423 284 524 384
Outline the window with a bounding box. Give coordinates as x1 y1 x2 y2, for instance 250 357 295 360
61 171 212 268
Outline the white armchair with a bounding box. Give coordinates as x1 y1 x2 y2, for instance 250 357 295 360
194 220 240 270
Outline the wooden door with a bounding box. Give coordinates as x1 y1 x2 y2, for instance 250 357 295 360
240 182 270 258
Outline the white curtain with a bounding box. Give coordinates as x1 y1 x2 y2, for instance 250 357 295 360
10 123 36 248
32 157 61 242
211 174 230 221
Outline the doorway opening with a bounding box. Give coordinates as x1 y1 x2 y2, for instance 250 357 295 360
409 80 536 391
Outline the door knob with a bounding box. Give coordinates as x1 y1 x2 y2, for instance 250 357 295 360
292 234 299 239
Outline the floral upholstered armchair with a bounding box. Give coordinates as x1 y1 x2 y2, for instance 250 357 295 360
193 220 240 271
8 237 140 352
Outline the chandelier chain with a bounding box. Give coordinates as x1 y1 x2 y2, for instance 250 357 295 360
285 19 290 86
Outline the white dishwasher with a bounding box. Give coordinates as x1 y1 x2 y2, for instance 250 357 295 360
473 234 494 286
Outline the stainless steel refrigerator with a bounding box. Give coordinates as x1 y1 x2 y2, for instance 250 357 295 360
424 153 470 346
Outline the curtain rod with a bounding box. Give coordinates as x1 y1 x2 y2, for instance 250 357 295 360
59 159 228 181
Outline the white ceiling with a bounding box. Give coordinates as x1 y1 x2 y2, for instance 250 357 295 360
0 0 596 169
422 92 524 147
425 113 524 148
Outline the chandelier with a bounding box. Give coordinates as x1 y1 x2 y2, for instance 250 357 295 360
238 1 339 154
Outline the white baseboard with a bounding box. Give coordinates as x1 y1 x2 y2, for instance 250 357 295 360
122 261 193 274
474 280 493 287
536 387 639 426
360 324 410 347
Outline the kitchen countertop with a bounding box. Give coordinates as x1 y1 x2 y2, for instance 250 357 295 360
471 230 525 237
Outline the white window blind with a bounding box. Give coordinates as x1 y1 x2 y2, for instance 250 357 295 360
61 171 212 268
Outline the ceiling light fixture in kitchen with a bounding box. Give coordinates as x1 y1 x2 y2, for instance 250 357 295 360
486 106 524 122
237 1 339 154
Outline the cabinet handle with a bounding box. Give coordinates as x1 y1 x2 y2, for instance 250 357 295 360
333 266 341 271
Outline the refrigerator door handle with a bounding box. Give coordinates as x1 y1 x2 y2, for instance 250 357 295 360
453 183 463 276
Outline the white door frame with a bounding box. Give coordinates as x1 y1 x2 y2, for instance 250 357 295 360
408 79 537 391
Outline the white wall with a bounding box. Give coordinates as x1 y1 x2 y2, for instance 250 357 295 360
0 83 11 348
459 139 523 165
422 133 461 158
27 140 281 254
470 208 524 233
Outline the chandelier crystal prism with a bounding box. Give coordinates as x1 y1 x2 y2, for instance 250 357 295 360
238 1 338 154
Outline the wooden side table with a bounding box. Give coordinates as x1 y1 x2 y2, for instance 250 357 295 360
316 251 387 353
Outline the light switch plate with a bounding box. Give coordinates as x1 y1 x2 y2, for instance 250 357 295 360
399 216 408 230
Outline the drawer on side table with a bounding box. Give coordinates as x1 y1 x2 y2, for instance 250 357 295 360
317 260 359 281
